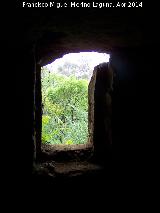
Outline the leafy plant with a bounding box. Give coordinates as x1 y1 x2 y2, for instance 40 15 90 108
41 67 88 145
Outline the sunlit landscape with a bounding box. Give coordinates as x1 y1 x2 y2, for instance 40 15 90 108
41 52 110 145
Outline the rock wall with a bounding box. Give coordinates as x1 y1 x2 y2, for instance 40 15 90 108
92 62 113 163
88 67 97 146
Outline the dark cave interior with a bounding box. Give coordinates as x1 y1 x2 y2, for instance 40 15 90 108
12 4 158 200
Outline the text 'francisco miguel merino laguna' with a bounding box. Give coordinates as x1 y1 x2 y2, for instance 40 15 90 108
22 2 117 8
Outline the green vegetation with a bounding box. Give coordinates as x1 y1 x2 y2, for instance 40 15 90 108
41 67 88 145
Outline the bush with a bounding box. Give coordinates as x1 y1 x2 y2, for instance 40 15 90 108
41 68 88 145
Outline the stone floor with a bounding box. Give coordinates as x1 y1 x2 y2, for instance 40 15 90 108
33 160 103 178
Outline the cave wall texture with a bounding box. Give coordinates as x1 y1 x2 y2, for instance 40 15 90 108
11 4 158 179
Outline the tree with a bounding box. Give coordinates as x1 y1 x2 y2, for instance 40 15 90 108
41 68 89 145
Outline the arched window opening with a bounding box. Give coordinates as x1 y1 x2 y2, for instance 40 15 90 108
41 52 110 150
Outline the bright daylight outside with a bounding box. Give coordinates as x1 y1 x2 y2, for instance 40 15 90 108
41 52 110 146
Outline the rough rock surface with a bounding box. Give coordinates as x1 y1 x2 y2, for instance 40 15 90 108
33 160 102 178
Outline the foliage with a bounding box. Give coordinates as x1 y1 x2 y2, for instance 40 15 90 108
41 67 88 145
53 59 92 80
